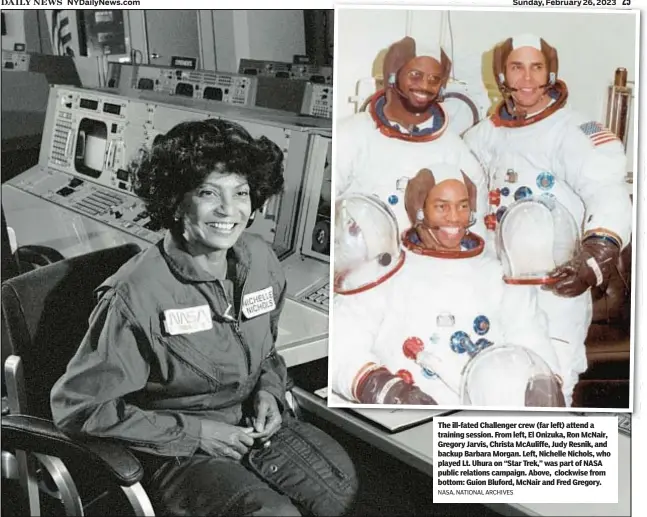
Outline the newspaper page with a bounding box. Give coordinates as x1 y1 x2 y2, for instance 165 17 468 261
329 2 641 517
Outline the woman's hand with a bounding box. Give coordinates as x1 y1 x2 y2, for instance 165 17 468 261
199 420 256 460
252 390 283 443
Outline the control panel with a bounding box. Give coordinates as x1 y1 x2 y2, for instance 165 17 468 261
8 86 330 258
9 166 163 244
301 83 333 119
106 63 257 107
300 279 331 312
1 50 81 86
297 134 331 262
239 59 333 85
2 50 30 71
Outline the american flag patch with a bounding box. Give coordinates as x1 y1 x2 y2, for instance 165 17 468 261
579 121 619 146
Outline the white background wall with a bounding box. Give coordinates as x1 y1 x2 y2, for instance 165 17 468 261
1 9 51 54
247 10 306 63
210 9 305 73
1 10 26 51
335 7 638 168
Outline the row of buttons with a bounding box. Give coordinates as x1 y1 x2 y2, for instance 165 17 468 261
304 284 330 308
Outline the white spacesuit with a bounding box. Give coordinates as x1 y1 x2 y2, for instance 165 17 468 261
335 36 489 239
463 34 632 405
332 165 563 407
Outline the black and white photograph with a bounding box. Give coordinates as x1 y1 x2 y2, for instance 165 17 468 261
1 8 357 516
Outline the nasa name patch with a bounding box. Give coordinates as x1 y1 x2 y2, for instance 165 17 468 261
163 305 213 335
242 286 276 319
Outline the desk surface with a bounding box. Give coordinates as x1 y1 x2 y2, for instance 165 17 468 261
277 298 328 368
294 389 630 517
2 184 152 256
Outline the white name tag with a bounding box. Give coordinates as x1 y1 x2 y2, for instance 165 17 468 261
242 286 276 319
163 305 213 336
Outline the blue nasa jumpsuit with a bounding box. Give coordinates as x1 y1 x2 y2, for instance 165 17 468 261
50 231 340 515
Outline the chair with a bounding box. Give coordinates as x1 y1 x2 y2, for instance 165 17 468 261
2 203 64 415
1 206 20 281
1 205 66 281
1 243 153 516
1 241 306 516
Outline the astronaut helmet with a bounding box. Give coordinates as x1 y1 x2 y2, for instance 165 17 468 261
460 345 565 408
334 193 405 294
496 196 580 285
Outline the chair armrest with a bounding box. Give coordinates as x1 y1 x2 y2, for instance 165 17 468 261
15 245 65 266
1 414 143 486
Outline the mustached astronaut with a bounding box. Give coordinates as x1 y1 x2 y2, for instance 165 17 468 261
463 33 632 405
335 36 489 242
331 163 565 408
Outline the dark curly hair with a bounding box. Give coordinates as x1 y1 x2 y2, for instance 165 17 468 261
131 118 285 230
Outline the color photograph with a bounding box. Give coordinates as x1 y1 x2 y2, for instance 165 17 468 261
329 4 638 412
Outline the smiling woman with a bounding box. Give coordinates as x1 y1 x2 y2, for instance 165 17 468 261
133 119 284 237
174 171 254 277
129 119 286 277
49 118 358 516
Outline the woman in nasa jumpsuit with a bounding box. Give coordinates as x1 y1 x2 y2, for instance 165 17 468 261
332 164 565 408
50 119 357 516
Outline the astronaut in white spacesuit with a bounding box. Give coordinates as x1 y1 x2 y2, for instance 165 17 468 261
335 36 489 239
463 34 632 405
331 164 565 408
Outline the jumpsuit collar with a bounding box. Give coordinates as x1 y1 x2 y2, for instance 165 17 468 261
492 79 568 128
374 93 445 134
161 230 251 284
368 89 448 142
